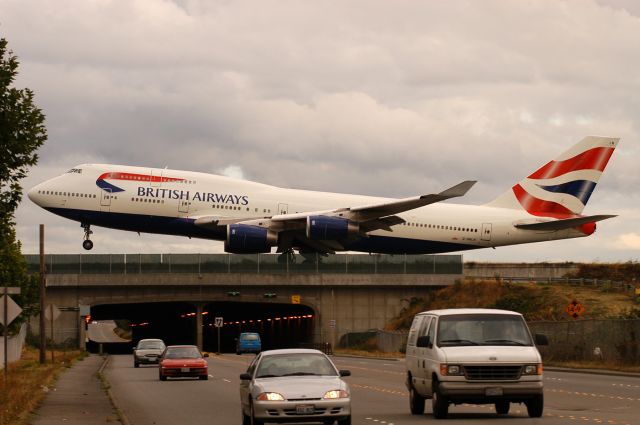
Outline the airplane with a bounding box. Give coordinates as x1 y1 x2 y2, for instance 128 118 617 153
28 136 619 258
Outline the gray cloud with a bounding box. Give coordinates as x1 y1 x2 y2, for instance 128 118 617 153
3 0 638 261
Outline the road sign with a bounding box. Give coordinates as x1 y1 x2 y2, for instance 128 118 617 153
0 295 22 326
214 317 223 328
566 300 586 319
291 295 300 304
44 304 61 321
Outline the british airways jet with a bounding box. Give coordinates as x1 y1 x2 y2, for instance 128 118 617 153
28 136 618 257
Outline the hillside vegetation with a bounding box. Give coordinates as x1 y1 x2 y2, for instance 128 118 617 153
386 279 639 330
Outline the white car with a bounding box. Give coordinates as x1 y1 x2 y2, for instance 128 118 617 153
405 308 548 419
239 348 351 425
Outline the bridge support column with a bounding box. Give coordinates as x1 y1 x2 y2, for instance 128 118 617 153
196 303 204 351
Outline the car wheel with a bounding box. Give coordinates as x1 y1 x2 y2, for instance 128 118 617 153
432 380 449 419
199 375 208 380
159 373 167 381
250 401 264 425
495 401 510 415
242 408 251 425
337 415 351 425
409 385 425 415
526 394 544 418
134 361 139 368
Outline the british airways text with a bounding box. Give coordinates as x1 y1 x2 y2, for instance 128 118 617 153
137 187 249 205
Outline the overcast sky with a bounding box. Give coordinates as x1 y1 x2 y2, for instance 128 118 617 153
2 0 639 262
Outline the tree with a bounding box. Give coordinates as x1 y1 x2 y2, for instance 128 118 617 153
1 37 47 221
0 37 47 334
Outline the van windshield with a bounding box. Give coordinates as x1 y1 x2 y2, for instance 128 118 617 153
436 314 533 347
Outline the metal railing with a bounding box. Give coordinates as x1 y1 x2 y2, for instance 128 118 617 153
24 253 463 275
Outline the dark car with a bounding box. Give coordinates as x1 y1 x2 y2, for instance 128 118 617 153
133 338 166 367
159 345 209 381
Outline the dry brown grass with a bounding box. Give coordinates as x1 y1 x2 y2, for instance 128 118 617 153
0 346 86 425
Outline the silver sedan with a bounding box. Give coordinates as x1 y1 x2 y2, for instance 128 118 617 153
239 348 351 425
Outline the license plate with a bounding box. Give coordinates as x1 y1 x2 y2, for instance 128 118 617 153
181 367 190 373
485 387 503 396
296 404 315 414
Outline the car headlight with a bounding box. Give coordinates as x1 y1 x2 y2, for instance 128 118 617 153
523 364 542 375
439 364 463 376
323 390 349 399
257 392 285 401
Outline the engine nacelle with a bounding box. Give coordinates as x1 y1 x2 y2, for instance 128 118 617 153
306 215 359 240
225 224 277 254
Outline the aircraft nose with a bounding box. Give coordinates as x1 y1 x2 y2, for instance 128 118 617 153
27 184 41 204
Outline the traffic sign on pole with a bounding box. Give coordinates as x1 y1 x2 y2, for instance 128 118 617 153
214 317 223 328
0 294 22 326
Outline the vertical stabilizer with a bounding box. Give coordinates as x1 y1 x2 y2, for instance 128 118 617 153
486 136 619 217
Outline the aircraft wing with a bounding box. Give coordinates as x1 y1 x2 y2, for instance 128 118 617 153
194 181 476 253
268 180 476 225
346 180 477 221
514 214 616 231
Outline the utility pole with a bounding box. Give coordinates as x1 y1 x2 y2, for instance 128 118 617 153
39 224 46 364
3 285 8 385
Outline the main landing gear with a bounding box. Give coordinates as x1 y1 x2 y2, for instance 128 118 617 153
82 223 94 250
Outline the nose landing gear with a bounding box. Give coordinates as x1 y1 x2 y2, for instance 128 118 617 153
82 223 94 250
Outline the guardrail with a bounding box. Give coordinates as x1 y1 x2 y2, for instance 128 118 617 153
24 253 463 275
495 276 634 293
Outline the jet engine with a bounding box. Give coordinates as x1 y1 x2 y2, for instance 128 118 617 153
306 215 359 240
225 224 277 254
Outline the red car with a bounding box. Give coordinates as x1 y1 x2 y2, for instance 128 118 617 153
159 345 209 381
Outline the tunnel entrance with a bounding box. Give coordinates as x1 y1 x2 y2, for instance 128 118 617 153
89 301 315 353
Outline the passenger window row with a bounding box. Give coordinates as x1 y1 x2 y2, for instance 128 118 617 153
131 198 165 204
38 190 96 199
402 222 478 233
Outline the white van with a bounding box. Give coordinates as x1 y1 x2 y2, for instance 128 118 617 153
405 308 548 419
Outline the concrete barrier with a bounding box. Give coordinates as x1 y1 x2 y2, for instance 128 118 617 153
0 323 27 368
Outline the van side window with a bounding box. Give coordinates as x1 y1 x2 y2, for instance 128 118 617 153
418 316 432 338
426 317 436 346
407 316 423 346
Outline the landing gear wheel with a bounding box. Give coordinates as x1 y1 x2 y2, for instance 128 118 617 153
82 223 94 250
526 394 544 418
432 380 449 419
495 401 510 415
409 386 425 415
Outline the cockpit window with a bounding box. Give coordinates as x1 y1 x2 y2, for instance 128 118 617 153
67 168 82 174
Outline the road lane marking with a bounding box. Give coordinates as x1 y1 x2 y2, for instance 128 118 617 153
223 378 231 383
547 388 640 401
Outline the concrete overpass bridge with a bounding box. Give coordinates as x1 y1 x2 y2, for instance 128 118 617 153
25 253 462 353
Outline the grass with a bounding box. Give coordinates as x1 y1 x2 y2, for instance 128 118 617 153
0 346 86 425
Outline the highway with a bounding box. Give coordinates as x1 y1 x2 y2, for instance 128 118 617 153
105 354 639 425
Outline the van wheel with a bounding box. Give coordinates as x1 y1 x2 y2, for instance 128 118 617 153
495 401 510 415
526 394 544 418
432 380 449 419
409 386 425 415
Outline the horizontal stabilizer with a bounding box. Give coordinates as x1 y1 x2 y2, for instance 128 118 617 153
514 214 616 231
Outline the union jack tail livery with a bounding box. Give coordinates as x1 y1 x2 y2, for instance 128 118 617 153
487 136 619 218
